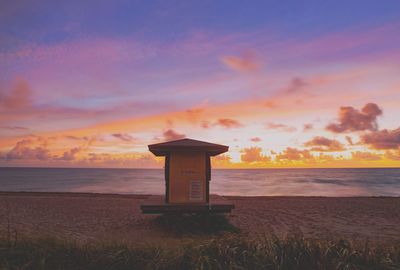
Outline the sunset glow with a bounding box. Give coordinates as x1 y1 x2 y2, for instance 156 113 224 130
1 1 400 168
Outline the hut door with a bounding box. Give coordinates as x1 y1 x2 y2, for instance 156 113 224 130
169 152 206 203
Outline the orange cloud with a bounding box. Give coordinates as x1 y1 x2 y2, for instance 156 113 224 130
84 152 162 168
385 150 400 160
326 103 382 133
276 147 313 161
221 52 260 72
200 118 243 129
184 108 205 123
266 123 297 132
240 147 271 163
304 136 344 152
351 151 381 161
211 154 232 168
215 118 243 128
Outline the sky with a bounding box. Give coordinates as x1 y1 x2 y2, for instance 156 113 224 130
1 0 400 168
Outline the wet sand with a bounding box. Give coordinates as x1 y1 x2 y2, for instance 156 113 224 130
0 192 399 244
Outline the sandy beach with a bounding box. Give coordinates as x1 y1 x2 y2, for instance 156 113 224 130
0 192 399 245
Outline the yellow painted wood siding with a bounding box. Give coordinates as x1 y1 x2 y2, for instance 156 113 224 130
169 151 206 204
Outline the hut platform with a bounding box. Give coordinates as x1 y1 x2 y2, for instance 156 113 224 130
140 195 234 214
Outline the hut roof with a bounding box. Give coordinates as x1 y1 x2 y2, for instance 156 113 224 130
148 138 228 156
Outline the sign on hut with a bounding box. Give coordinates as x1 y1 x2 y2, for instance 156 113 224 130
140 138 235 214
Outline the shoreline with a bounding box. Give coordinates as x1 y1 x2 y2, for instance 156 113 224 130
0 191 398 198
2 166 400 170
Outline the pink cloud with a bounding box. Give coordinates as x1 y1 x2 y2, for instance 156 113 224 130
250 137 261 142
0 77 32 110
282 77 307 94
326 103 382 133
361 128 400 149
57 147 81 161
303 123 313 132
162 129 186 141
112 133 136 142
4 138 50 161
304 136 345 152
0 126 28 131
345 136 354 145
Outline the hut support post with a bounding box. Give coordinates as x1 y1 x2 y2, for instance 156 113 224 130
206 154 211 203
165 154 170 203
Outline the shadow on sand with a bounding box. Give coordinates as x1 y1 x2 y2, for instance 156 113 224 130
152 214 239 235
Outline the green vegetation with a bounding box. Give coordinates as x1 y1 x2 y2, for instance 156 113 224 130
1 235 399 270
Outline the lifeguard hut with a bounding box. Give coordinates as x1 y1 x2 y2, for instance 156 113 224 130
140 138 234 214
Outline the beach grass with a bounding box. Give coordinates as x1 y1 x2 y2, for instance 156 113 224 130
1 234 399 270
153 213 240 235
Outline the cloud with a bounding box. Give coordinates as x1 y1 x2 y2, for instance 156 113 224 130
351 151 381 161
360 128 400 149
303 123 313 132
200 118 243 129
1 136 163 167
250 137 261 142
282 77 307 93
0 126 28 130
65 135 82 141
162 129 186 141
5 139 50 161
276 147 313 161
264 100 277 108
326 103 383 133
215 118 243 128
266 122 297 132
0 77 32 110
58 136 96 161
211 154 233 167
385 150 400 160
57 147 81 161
112 133 135 142
304 136 344 151
241 147 271 163
85 152 162 168
185 108 204 123
345 136 354 145
221 52 260 72
201 121 211 129
3 135 97 162
65 136 97 145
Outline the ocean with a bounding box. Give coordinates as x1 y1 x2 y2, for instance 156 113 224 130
0 167 399 197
